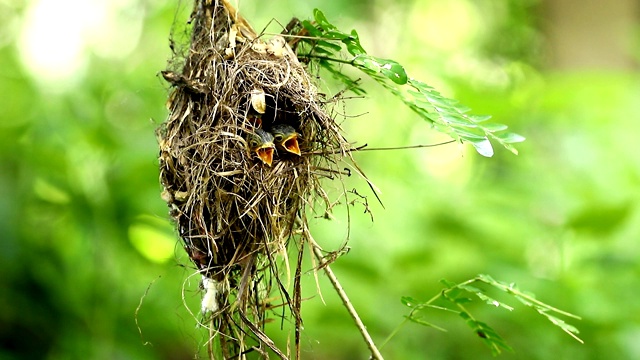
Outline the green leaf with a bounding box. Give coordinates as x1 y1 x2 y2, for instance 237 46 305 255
318 60 366 95
514 294 534 307
379 60 408 85
465 318 479 329
316 40 343 52
481 123 508 132
440 114 478 128
405 316 448 332
469 138 494 157
496 132 526 143
477 274 496 284
501 142 520 155
409 80 435 93
346 29 366 55
478 294 514 311
352 55 380 73
456 284 513 310
414 98 453 113
464 319 513 355
318 29 368 56
313 9 337 31
453 127 486 140
299 10 523 155
399 274 582 356
537 312 583 343
440 279 457 288
301 20 322 37
401 296 418 308
468 114 493 123
454 297 473 304
455 104 472 113
458 285 482 294
446 287 463 300
352 55 408 84
325 30 350 40
310 46 334 55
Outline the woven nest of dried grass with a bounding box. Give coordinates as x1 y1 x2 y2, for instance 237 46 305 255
158 0 355 357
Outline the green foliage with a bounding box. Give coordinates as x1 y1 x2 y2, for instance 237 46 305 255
385 275 582 356
4 1 640 359
297 9 525 157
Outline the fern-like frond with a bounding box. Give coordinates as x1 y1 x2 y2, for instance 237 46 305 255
297 9 525 157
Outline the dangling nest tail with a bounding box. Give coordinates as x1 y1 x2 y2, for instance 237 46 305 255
158 0 354 357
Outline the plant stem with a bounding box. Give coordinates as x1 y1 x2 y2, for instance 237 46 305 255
305 230 384 359
476 277 581 319
297 53 354 65
379 289 447 349
378 317 409 350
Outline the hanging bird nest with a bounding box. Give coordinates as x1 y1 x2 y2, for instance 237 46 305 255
158 0 354 357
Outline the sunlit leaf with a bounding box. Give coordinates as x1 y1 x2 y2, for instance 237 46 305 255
496 132 526 143
500 143 519 155
481 123 508 132
469 138 494 157
441 115 477 127
455 128 488 140
469 114 493 123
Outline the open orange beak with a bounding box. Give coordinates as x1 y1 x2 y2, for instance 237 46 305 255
281 135 301 156
255 146 274 166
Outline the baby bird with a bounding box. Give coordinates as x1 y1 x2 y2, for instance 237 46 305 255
246 129 275 166
269 124 301 156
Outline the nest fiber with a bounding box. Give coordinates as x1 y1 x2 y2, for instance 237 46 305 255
158 0 351 356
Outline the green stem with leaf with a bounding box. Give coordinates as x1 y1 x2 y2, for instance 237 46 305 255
297 9 526 157
380 274 582 355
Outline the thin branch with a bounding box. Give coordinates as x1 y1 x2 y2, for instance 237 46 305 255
475 277 582 320
134 277 158 347
294 238 305 360
379 288 446 349
297 53 355 65
305 140 457 156
353 140 457 151
304 229 384 360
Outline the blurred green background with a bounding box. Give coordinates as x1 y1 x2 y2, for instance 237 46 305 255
2 0 639 359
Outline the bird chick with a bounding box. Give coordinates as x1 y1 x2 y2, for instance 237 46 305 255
246 129 275 166
269 124 301 156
